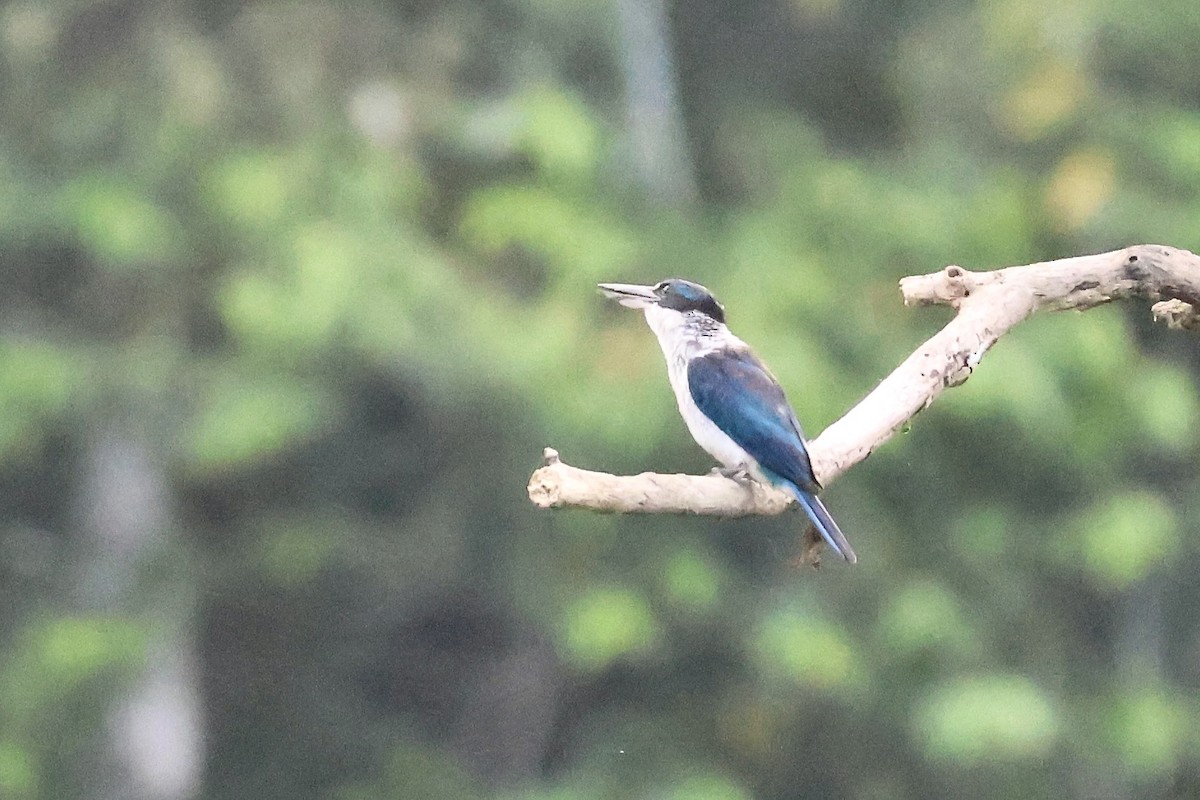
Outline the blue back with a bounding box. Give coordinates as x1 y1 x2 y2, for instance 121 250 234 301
687 348 820 494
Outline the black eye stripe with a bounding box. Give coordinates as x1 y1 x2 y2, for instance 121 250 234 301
653 279 725 324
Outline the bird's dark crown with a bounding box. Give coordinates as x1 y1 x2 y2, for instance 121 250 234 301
654 279 726 323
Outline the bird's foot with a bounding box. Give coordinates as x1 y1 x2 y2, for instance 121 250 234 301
712 466 754 485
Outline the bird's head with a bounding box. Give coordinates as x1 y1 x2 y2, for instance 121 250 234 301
598 279 726 324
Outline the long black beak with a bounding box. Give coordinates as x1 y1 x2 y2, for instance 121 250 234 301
598 282 658 309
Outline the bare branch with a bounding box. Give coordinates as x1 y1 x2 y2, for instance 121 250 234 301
528 244 1200 516
528 448 794 514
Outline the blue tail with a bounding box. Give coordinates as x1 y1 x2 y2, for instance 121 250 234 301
786 484 857 564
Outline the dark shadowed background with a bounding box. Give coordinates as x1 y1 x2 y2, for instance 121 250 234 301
1 1 1199 798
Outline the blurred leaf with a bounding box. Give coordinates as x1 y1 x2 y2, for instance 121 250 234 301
915 674 1059 762
0 741 36 798
1147 110 1200 183
952 505 1010 560
1107 689 1190 778
1070 490 1178 589
382 742 483 800
61 176 181 268
1043 147 1115 233
1132 360 1198 452
660 547 721 611
1045 304 1132 381
878 578 975 658
562 586 659 670
951 334 1070 438
0 615 144 724
1000 60 1085 141
220 221 374 352
204 151 297 230
752 608 859 692
460 184 636 280
661 773 752 800
0 340 81 462
517 87 602 180
35 616 143 682
183 371 330 471
255 516 339 587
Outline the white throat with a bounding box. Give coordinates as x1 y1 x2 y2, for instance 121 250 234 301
640 305 756 472
642 305 739 363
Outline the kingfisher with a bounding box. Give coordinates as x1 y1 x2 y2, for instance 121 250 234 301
598 278 856 564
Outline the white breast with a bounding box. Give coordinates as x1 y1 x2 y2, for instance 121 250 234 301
642 306 760 475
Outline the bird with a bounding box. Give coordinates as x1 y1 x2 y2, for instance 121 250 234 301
598 278 857 564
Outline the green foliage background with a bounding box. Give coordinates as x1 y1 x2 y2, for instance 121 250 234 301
0 1 1198 798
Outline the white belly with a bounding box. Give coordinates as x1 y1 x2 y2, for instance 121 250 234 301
664 340 758 474
642 305 764 477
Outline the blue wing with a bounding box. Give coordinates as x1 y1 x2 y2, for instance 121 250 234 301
687 349 816 490
688 349 857 563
